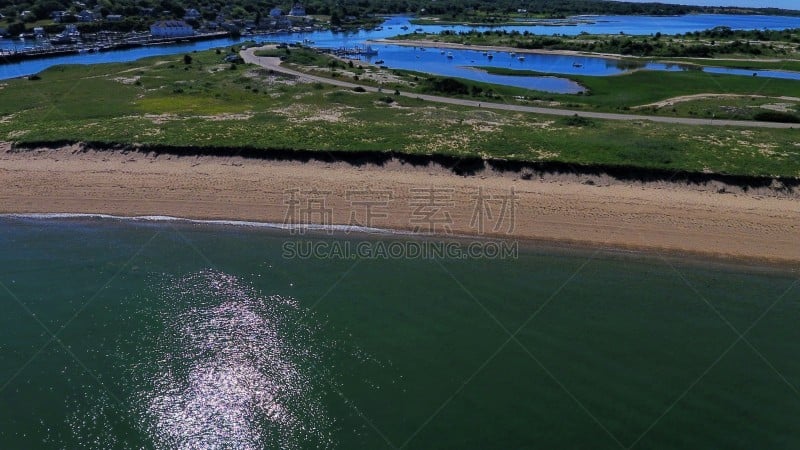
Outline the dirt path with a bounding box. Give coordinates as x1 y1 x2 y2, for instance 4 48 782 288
634 93 800 109
241 46 799 129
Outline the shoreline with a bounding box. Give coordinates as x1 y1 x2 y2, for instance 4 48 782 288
4 212 798 273
372 38 626 60
1 143 798 265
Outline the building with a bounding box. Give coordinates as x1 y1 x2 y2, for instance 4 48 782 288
106 14 123 22
269 7 282 17
76 10 96 22
184 8 202 20
150 20 194 38
51 11 66 22
289 4 305 16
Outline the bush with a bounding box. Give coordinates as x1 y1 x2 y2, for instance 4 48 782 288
379 96 395 104
560 114 595 127
229 63 237 70
428 77 469 95
183 54 192 64
753 111 800 123
352 86 366 92
28 75 41 81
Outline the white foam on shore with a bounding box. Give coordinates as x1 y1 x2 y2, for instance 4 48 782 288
0 212 415 236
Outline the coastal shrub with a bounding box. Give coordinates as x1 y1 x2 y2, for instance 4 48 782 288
379 96 395 104
229 63 238 70
753 111 800 123
560 114 595 127
183 54 192 65
215 48 221 54
394 89 400 96
28 75 41 81
352 86 366 92
427 77 469 95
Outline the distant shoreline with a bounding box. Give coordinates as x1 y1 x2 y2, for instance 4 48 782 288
2 142 798 264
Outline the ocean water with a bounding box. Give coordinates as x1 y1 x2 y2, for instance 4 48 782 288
0 217 798 449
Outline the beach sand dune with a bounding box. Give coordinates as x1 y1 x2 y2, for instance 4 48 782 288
1 143 798 263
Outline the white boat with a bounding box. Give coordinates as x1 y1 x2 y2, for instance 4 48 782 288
518 56 525 61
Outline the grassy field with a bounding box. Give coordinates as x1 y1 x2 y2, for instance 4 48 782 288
477 66 800 115
655 58 800 72
255 46 800 121
1 48 799 178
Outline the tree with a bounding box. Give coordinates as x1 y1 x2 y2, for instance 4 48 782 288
184 54 192 64
330 11 342 27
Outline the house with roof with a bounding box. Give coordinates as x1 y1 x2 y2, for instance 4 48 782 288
76 10 96 22
150 20 194 37
269 7 282 17
184 8 202 20
289 4 305 16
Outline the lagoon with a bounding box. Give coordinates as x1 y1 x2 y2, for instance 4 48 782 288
3 14 800 91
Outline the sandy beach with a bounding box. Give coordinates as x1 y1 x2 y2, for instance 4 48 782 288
1 142 798 263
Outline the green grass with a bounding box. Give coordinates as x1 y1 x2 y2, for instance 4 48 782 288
654 58 800 72
477 66 800 111
1 48 799 178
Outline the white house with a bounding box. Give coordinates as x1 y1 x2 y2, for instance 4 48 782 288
289 3 305 16
150 20 194 38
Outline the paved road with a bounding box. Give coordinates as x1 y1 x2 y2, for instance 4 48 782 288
242 47 799 129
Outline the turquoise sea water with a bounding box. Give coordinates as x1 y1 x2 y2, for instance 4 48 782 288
0 217 798 449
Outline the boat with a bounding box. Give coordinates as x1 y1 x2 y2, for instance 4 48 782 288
50 34 77 45
440 50 445 54
518 56 525 61
447 52 453 59
374 59 384 64
510 51 516 57
400 25 409 30
415 28 423 32
572 62 583 68
487 53 493 59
